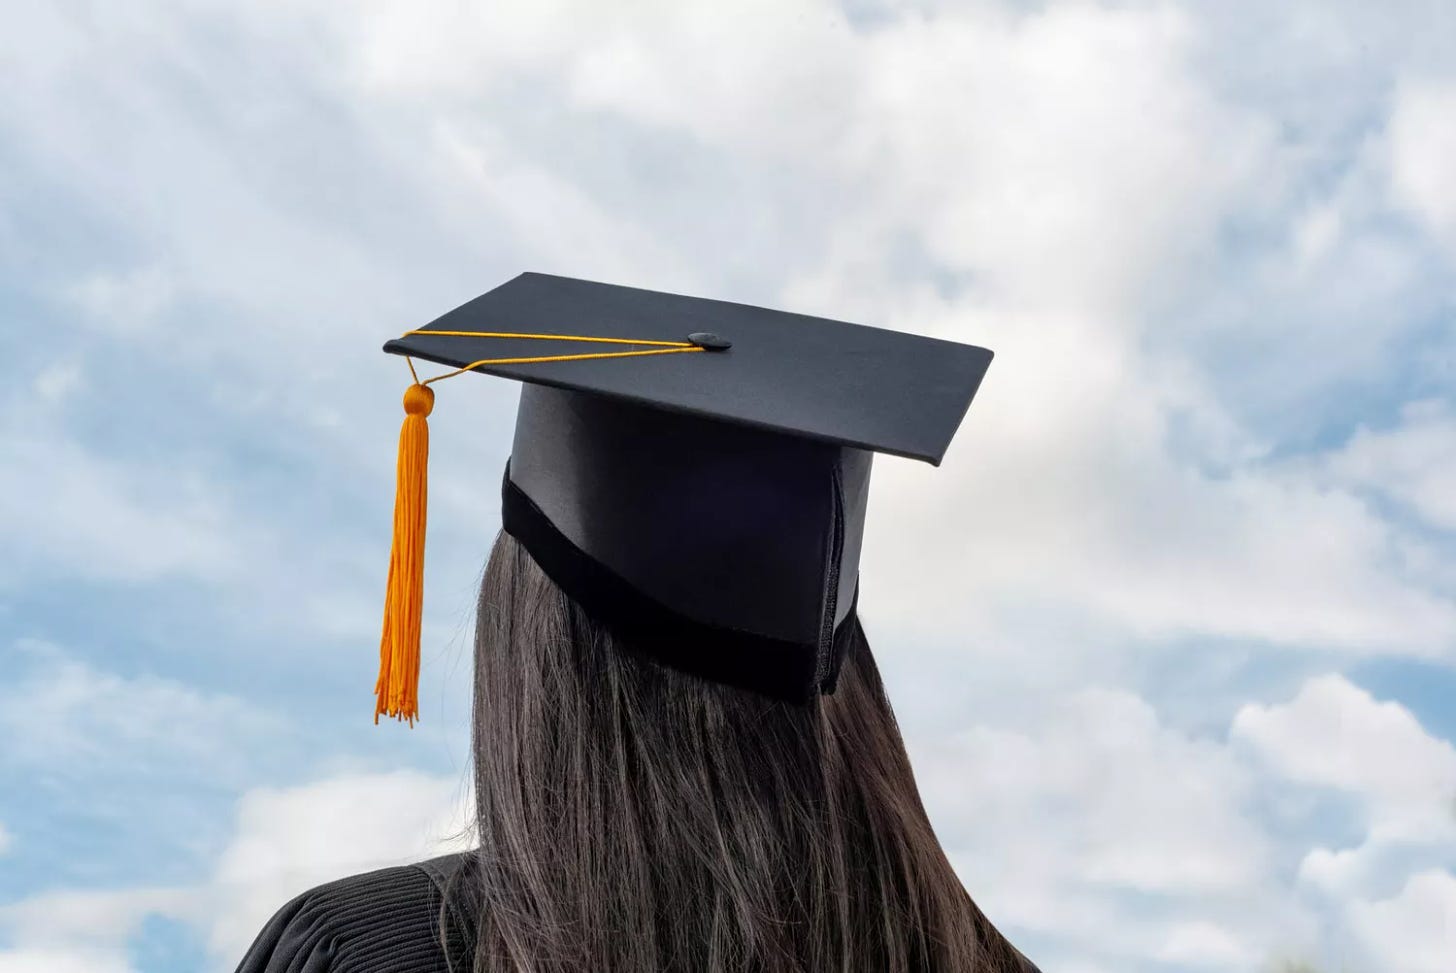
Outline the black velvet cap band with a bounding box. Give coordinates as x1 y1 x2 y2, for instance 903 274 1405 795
501 461 860 701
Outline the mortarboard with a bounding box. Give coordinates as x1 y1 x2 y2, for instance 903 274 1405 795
374 272 993 723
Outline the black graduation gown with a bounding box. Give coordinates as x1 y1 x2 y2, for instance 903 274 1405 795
235 852 1042 973
234 853 478 973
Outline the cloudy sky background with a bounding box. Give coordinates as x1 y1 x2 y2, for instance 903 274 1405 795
2 1 1454 971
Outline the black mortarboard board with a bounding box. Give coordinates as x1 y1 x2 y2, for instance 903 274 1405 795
373 272 993 720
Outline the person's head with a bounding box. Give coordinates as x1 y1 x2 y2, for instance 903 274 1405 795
465 529 1026 973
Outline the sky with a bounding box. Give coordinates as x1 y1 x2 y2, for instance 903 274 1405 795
0 1 1453 971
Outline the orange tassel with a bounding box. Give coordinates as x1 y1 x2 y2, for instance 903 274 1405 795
375 382 434 725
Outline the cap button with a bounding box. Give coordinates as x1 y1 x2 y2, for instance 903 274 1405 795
687 331 732 350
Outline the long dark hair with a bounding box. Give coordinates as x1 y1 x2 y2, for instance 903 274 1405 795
464 530 1026 973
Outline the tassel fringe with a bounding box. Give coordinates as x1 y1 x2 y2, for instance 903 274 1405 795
375 382 434 725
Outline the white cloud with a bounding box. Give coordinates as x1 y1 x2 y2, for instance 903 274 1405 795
0 884 187 973
32 363 84 405
1232 673 1456 845
910 687 1296 969
432 120 692 285
860 304 1456 674
0 640 285 778
321 0 592 97
565 0 861 163
1322 399 1456 532
854 5 1266 316
0 947 135 973
285 0 861 163
915 673 1456 970
65 264 178 334
0 431 239 587
1386 77 1456 248
1348 869 1456 973
1154 921 1256 968
1 887 190 952
1232 672 1456 951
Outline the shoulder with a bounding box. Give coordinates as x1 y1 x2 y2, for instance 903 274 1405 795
233 853 478 973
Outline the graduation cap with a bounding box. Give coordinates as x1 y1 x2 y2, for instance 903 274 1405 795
374 272 993 723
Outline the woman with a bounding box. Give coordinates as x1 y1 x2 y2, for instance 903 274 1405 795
237 273 1040 972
